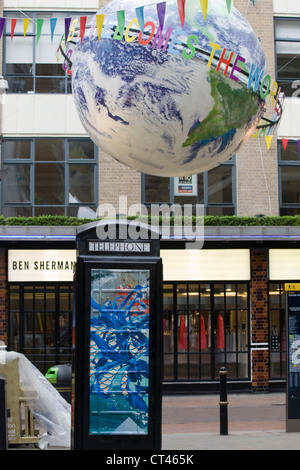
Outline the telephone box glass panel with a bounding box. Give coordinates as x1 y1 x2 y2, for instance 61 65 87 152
90 269 150 435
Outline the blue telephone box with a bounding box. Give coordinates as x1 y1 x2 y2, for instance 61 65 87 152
72 220 163 450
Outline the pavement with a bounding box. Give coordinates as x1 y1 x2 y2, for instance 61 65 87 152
162 392 300 450
7 392 300 451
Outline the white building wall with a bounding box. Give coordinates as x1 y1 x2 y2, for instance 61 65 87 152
2 95 86 136
273 0 300 16
3 0 99 12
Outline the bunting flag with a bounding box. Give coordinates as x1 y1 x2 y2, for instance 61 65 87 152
157 2 166 30
281 138 288 151
79 16 87 43
36 18 43 44
96 14 104 41
226 0 232 14
23 18 30 38
50 18 57 42
11 18 16 40
0 18 5 40
65 17 71 43
265 135 272 150
177 0 186 27
200 0 208 21
1 0 257 44
135 6 145 31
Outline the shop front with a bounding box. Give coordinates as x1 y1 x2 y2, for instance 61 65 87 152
1 225 300 393
161 248 251 392
6 245 76 375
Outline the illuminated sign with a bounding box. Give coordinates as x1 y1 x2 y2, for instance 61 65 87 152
8 250 76 282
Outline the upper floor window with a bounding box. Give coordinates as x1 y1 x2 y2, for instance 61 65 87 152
3 12 73 94
278 139 300 215
142 159 236 216
1 138 98 217
275 18 300 97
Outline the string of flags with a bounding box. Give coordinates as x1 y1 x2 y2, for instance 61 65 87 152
0 0 256 42
258 137 300 152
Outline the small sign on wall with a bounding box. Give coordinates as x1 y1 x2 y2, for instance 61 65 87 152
174 175 198 196
8 250 77 282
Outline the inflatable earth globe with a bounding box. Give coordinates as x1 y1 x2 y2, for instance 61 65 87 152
71 0 266 177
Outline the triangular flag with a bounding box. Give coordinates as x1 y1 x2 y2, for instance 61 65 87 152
50 18 57 43
80 16 87 44
281 138 288 151
252 0 255 5
157 2 166 30
298 140 300 153
65 17 71 42
11 18 16 40
36 18 43 44
200 0 208 21
96 14 104 41
135 6 144 31
226 0 232 14
0 18 5 40
177 0 186 27
265 135 273 150
23 18 30 38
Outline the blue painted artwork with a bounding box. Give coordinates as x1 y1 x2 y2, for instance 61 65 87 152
89 269 150 435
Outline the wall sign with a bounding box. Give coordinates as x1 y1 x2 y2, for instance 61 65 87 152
174 175 198 196
8 250 77 282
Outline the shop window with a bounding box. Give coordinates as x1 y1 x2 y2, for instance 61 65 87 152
269 282 286 379
278 140 300 215
163 282 250 382
8 283 73 374
142 159 236 215
3 12 73 94
275 18 300 97
1 138 98 217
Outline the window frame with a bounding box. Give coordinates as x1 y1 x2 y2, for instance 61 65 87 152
2 11 90 94
1 137 98 216
274 17 300 97
278 139 300 215
141 157 236 216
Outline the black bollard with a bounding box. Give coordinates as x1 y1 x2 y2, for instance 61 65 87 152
219 367 228 435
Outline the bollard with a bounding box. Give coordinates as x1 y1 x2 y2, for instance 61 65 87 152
219 367 228 435
0 376 8 450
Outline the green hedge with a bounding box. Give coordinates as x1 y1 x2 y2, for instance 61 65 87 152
1 214 300 226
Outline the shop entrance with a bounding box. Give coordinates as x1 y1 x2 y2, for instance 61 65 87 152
8 283 73 374
163 282 250 382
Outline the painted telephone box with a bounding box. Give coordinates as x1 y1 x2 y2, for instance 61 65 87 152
72 220 163 450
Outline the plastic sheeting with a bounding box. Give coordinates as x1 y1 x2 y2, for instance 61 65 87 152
1 349 71 449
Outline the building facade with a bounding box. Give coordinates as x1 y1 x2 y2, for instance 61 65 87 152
0 0 299 393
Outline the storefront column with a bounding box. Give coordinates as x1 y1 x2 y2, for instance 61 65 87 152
0 250 7 345
250 249 269 392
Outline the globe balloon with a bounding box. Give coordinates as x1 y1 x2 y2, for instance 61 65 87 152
71 0 267 177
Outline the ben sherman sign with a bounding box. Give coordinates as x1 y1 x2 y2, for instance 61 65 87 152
8 250 76 282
